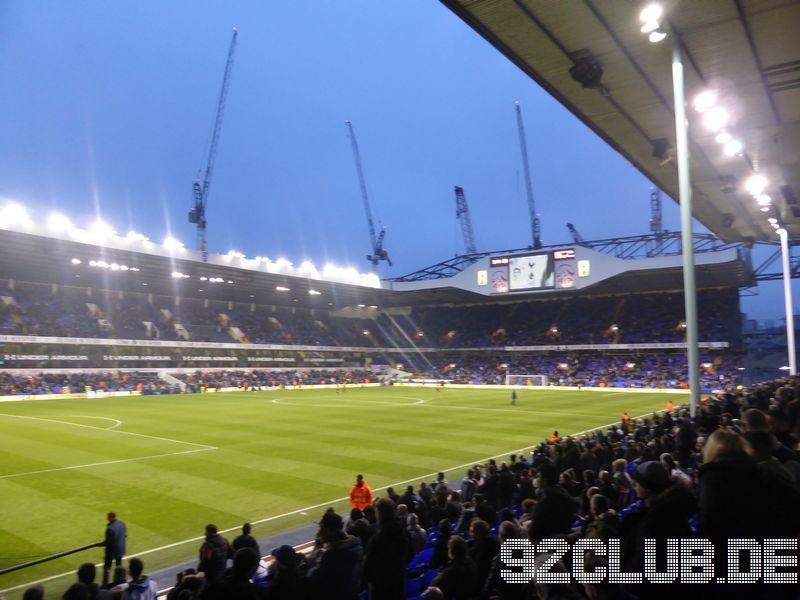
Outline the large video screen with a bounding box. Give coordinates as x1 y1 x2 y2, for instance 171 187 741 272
508 253 555 290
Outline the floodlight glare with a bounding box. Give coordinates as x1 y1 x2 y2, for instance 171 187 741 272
745 174 768 196
308 289 321 295
639 3 663 23
715 131 732 144
693 90 717 113
276 286 290 291
163 236 184 251
47 213 72 232
760 207 770 212
648 30 667 43
768 217 778 224
757 194 771 206
71 258 81 265
702 107 729 132
722 139 743 157
640 21 659 33
0 203 33 228
89 219 115 241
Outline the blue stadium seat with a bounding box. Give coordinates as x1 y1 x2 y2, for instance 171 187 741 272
406 575 424 597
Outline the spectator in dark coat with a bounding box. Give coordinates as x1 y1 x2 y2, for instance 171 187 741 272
363 498 414 600
306 510 363 600
467 519 500 590
232 523 260 555
406 513 427 555
431 536 478 600
620 461 696 600
429 519 452 569
199 547 261 600
197 524 233 584
77 563 112 600
262 545 309 600
103 512 127 586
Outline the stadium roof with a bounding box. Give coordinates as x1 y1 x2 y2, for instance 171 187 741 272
0 229 751 310
440 0 800 244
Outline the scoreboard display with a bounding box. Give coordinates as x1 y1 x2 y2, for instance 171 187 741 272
488 249 577 294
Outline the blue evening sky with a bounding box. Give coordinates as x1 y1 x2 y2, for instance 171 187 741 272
0 1 792 322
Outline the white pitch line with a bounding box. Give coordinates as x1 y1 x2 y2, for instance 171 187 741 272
270 396 425 408
0 413 215 450
0 407 662 595
76 415 123 429
0 447 216 480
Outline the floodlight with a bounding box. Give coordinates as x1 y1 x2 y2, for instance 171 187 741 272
276 286 290 291
171 271 183 278
0 203 33 228
768 217 778 224
745 174 768 196
760 207 770 212
648 30 667 43
163 236 184 251
47 213 72 232
89 219 115 241
308 289 321 295
722 140 743 157
126 231 149 242
639 3 663 23
357 304 366 307
777 228 787 235
693 90 717 113
71 258 81 265
715 131 732 144
757 194 771 206
640 21 659 34
702 107 729 131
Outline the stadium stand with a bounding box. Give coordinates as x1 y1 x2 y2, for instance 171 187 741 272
14 375 800 599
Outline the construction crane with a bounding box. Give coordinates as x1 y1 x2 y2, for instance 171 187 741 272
566 222 585 244
514 101 542 249
345 120 392 267
454 186 477 254
650 188 663 237
188 27 238 262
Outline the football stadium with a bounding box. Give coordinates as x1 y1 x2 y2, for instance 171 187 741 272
2 2 800 600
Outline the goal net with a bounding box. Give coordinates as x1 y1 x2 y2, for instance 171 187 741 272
505 374 549 387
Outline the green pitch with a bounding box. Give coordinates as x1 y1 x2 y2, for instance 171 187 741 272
0 386 684 598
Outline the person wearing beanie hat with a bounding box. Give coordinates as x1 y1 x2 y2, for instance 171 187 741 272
619 460 696 596
307 508 363 599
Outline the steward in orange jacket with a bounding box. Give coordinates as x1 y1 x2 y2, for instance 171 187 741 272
349 474 373 510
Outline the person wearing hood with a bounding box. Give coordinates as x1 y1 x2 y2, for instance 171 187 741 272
121 558 158 600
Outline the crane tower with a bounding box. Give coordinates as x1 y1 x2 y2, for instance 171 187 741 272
188 27 238 262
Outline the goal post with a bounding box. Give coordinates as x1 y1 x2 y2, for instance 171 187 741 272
505 374 549 387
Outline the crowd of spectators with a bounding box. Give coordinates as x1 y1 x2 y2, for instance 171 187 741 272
0 372 163 396
0 353 743 396
15 375 800 599
1 281 740 350
431 353 743 392
175 369 377 392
